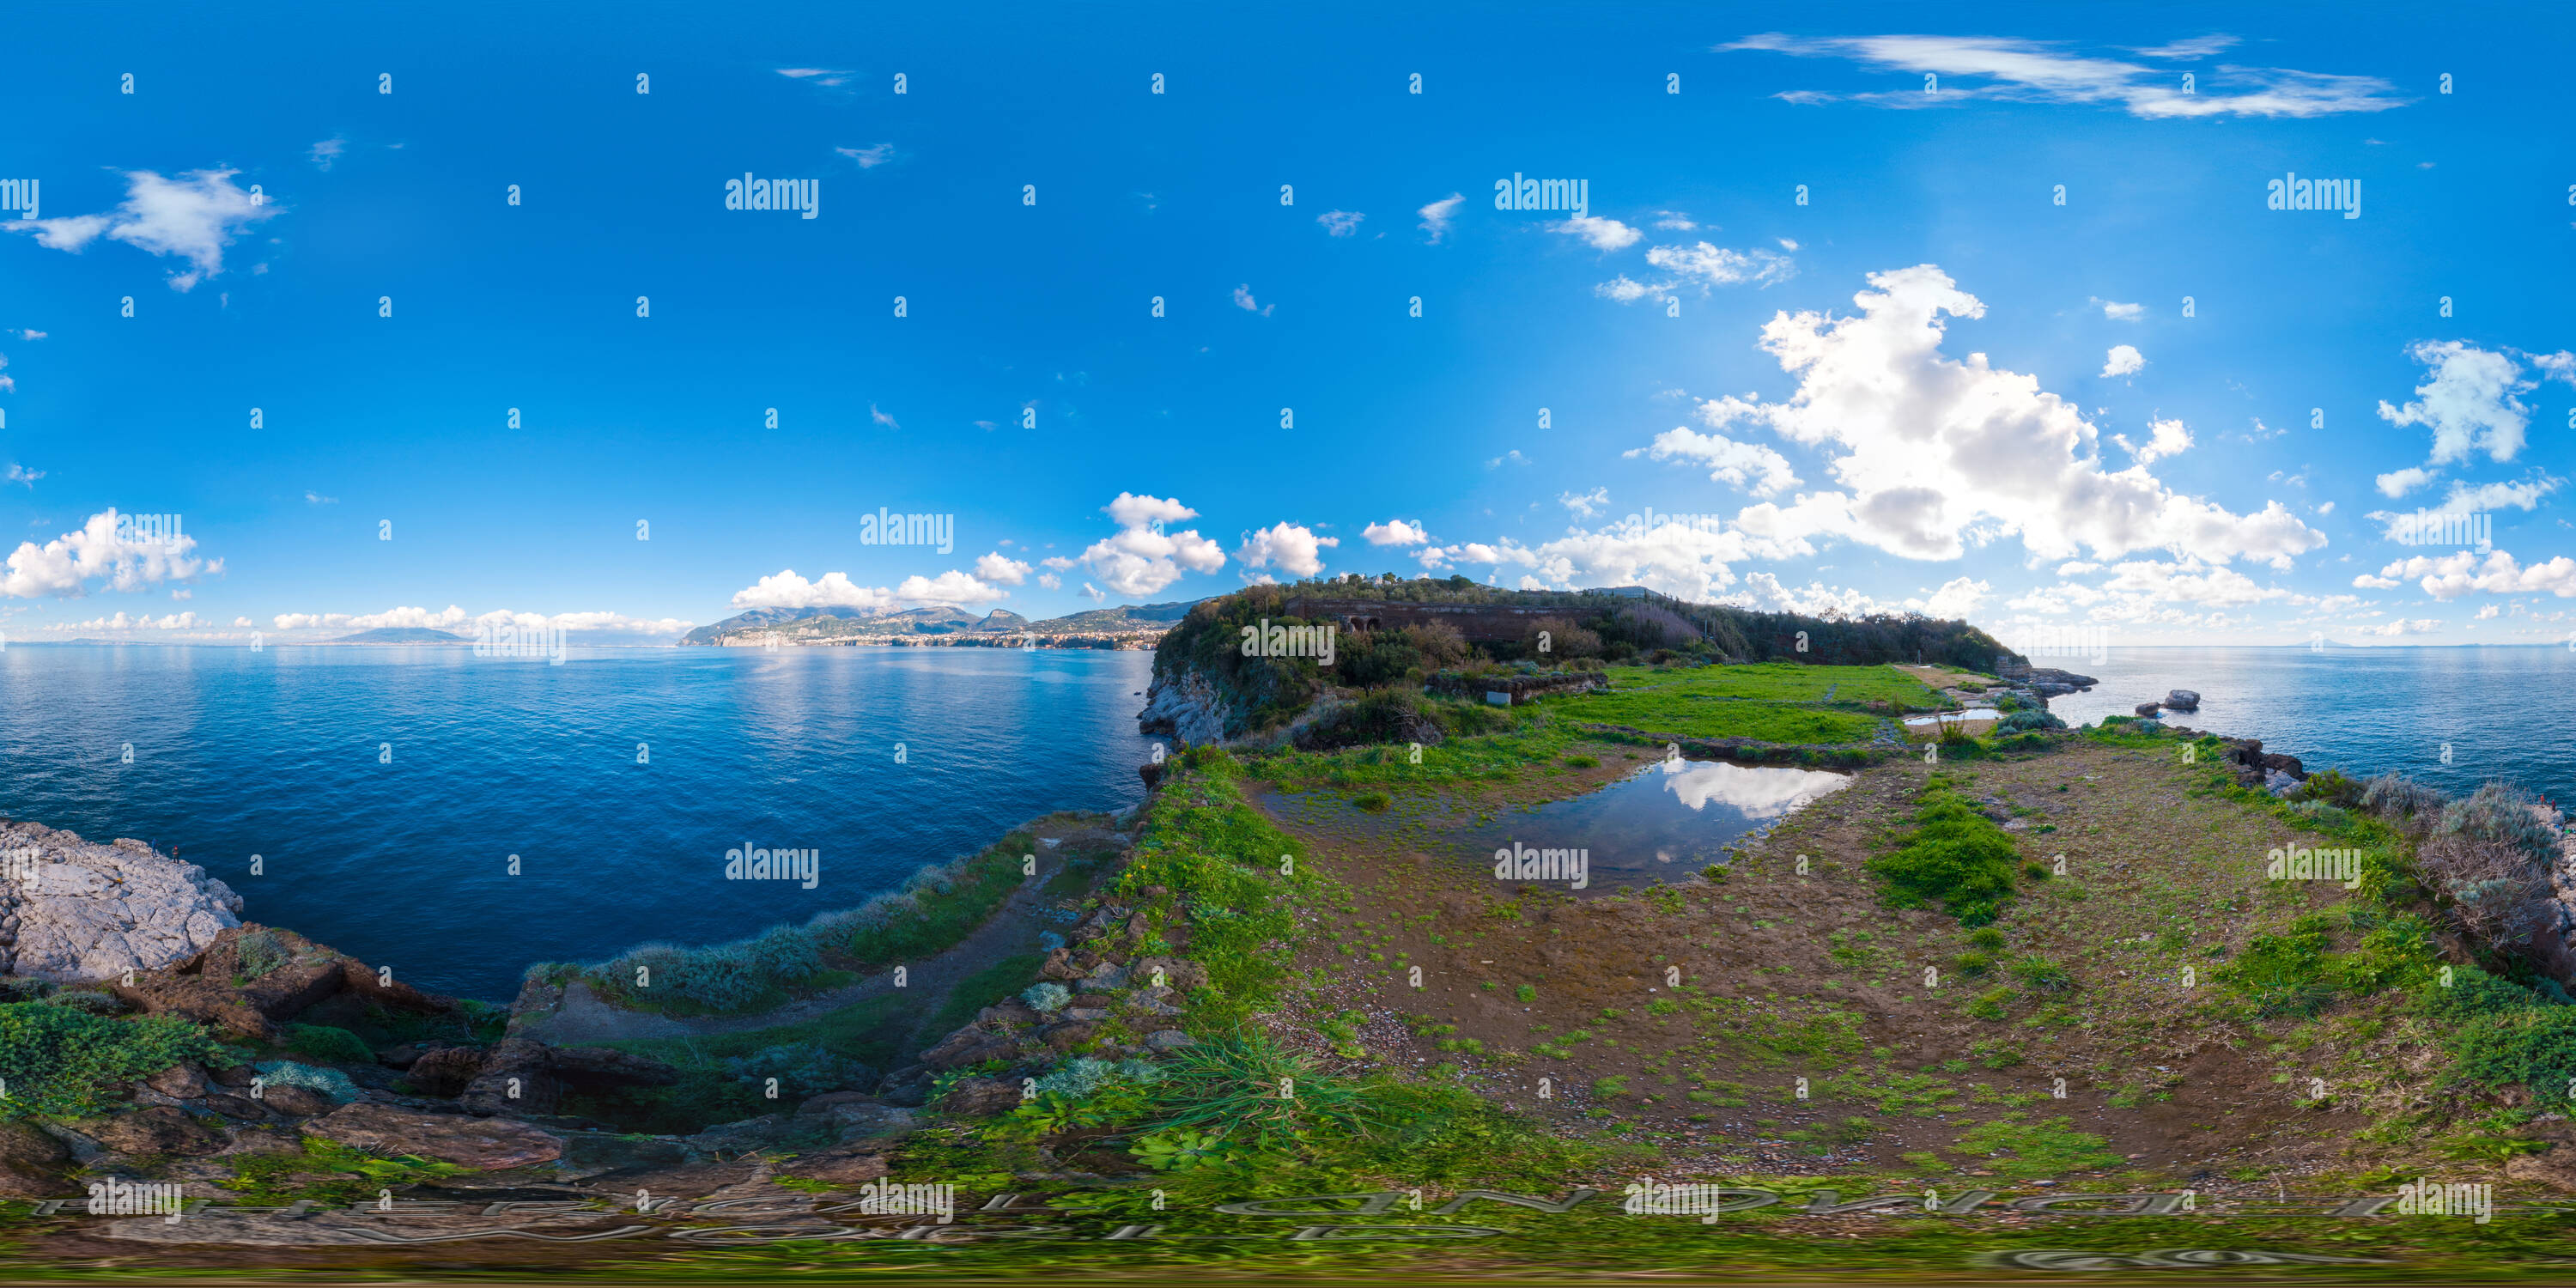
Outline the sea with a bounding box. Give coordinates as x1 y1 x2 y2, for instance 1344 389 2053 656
2034 645 2576 808
0 645 1160 999
3 642 2571 999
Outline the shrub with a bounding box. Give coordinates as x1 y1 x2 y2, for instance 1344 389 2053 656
39 989 129 1015
2362 772 2447 825
2439 782 2563 864
0 1003 227 1119
280 1024 375 1066
2218 924 2336 1018
1954 951 1994 976
235 929 291 981
1966 927 2007 951
1294 689 1442 752
2295 769 2367 810
1997 709 2066 733
1022 982 1072 1014
1515 984 1538 1003
2004 955 2072 993
2415 834 2554 951
724 1042 872 1096
252 1060 361 1104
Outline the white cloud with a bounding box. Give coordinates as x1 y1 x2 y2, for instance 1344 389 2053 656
975 552 1031 585
2374 549 2576 599
729 570 897 612
1073 493 1225 597
13 329 44 340
1080 582 1105 604
1628 426 1800 498
268 606 693 635
894 569 1007 606
1654 211 1699 230
1362 519 1431 546
2357 618 2443 637
232 616 252 627
1 509 218 598
2094 297 2144 320
1316 210 1364 237
308 136 346 170
778 68 854 86
1920 576 1990 619
1231 284 1273 317
2476 604 2500 620
2378 340 2533 466
1645 241 1794 290
305 491 336 504
2129 35 2240 59
1418 192 1464 243
870 403 899 429
2351 573 2402 589
3 463 35 488
1558 488 1610 519
1594 275 1658 303
5 169 280 291
2376 466 2436 498
1236 522 1338 579
1684 264 2324 569
1036 573 1062 591
1487 450 1527 469
835 143 895 168
2111 416 2190 464
1725 33 2406 118
2101 344 2145 378
2530 349 2576 385
1726 573 1895 617
1551 215 1642 252
2442 475 2562 513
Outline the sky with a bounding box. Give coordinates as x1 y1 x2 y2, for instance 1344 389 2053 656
1 0 2571 650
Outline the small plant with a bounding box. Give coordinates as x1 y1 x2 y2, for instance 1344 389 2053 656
280 1024 374 1066
1352 792 1391 813
234 929 291 981
1515 983 1537 1003
1021 982 1072 1013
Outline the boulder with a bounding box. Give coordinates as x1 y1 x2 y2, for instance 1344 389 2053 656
939 1077 1024 1117
2264 769 2301 796
457 1038 559 1115
976 999 1043 1028
0 822 241 982
1145 1030 1195 1053
2165 689 2202 710
405 1046 488 1097
2133 702 2162 717
1080 960 1131 991
257 1084 340 1118
920 1024 1020 1072
2261 751 2307 780
682 1114 799 1157
1129 956 1210 991
204 1093 270 1121
209 1063 258 1088
144 1062 209 1099
1042 1021 1099 1053
303 1103 563 1170
0 1120 73 1197
106 922 460 1043
1139 762 1163 792
1038 948 1086 981
77 1106 230 1157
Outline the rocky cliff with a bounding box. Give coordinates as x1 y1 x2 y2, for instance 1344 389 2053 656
0 820 242 982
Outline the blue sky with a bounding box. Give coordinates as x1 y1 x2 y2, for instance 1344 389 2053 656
1 1 2570 648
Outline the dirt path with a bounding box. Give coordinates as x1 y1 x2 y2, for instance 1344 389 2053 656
519 848 1080 1049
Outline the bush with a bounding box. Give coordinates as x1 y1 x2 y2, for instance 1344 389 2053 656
723 1042 872 1096
2362 772 2446 825
235 929 291 981
1997 709 2066 733
0 1003 227 1119
252 1060 361 1104
2439 782 2563 865
2004 955 2072 993
1966 927 2007 951
1022 982 1071 1014
2415 833 2553 951
1294 689 1443 752
2295 769 2367 810
280 1024 375 1066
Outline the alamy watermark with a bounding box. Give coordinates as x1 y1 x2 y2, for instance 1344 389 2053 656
2 846 39 885
2394 1180 2491 1224
473 623 567 664
113 511 185 549
2012 624 2112 665
1494 173 1589 217
2266 172 2360 220
726 841 819 890
1240 618 1335 667
724 173 819 219
2389 508 2491 550
2268 843 2362 890
87 1179 183 1217
0 178 36 219
1621 507 1726 536
854 1181 955 1223
1493 841 1589 890
860 507 953 554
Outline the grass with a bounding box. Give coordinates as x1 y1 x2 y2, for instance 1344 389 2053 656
562 993 919 1133
925 952 1048 1037
1547 692 1880 744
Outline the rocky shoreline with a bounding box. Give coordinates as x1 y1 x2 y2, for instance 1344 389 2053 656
0 819 243 983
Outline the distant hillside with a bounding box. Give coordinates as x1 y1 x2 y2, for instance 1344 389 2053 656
330 627 467 644
1030 598 1203 631
684 598 1191 647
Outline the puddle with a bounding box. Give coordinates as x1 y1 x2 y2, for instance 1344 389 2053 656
1268 758 1852 891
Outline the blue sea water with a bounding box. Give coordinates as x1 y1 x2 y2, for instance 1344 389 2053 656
2035 646 2576 807
0 645 1159 999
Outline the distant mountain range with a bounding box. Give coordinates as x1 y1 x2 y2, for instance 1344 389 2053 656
330 627 469 644
682 598 1201 647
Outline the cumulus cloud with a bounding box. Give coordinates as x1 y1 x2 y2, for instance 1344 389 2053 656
2111 416 2190 464
894 569 1008 606
975 552 1032 585
1645 241 1795 289
1072 493 1225 597
2442 475 2563 512
1628 427 1800 498
2376 466 2436 498
1558 488 1610 519
1418 192 1464 243
1362 519 1431 546
1920 576 1990 619
1551 214 1642 252
6 169 279 290
1682 264 2324 568
1036 573 1062 591
1231 284 1273 316
2101 344 2145 378
1236 522 1337 580
2094 297 2144 320
2378 340 2534 470
1 509 218 599
1316 210 1364 237
1724 33 2407 118
269 606 692 635
730 570 898 612
2372 549 2576 599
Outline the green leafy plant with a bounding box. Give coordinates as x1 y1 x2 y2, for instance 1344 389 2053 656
0 1002 226 1119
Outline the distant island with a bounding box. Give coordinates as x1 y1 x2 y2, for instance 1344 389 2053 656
680 598 1202 649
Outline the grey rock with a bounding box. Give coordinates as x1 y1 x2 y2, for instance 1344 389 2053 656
2165 689 2201 710
0 820 241 983
1144 1030 1194 1052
